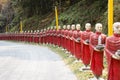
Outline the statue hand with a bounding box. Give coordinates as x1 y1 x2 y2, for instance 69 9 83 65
112 54 120 60
84 41 89 45
75 40 79 43
94 47 100 52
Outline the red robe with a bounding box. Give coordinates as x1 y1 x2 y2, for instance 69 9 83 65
50 29 54 44
30 33 34 42
41 31 44 44
44 31 47 44
64 29 68 49
22 33 24 41
46 30 49 44
62 29 67 49
66 29 70 51
33 33 36 43
81 30 93 65
52 29 56 45
61 29 64 48
105 34 120 80
90 32 106 76
48 29 52 44
46 30 48 44
69 30 74 55
57 29 61 47
72 30 78 56
23 33 26 42
36 33 39 43
74 30 82 60
56 30 59 46
39 32 41 43
47 30 50 44
43 31 46 44
54 30 57 45
34 32 37 43
26 32 29 42
36 33 38 43
68 30 72 54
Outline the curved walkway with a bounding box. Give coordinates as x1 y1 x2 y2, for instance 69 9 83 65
0 41 77 80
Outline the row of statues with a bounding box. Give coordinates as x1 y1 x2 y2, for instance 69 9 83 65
0 22 120 80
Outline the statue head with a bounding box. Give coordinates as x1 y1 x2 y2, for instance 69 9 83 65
85 23 91 30
113 22 120 34
44 28 46 31
95 23 102 32
63 25 66 29
54 26 56 29
37 30 39 32
58 26 61 29
76 24 81 30
71 24 75 30
67 25 70 30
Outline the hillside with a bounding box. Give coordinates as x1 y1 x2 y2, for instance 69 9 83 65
0 0 120 35
50 0 108 34
10 0 108 33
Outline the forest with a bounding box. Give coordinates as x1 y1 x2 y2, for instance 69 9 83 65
0 0 120 34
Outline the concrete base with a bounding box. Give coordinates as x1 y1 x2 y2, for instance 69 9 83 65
79 66 90 71
65 51 69 54
79 59 82 63
69 55 74 58
73 59 80 63
88 77 104 80
61 48 65 51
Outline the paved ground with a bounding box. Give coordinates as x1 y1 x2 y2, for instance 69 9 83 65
0 41 77 80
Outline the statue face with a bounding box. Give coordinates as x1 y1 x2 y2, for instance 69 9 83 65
72 25 75 30
37 30 39 32
114 25 120 34
76 26 80 30
85 23 91 30
86 26 91 30
96 26 102 32
34 30 36 33
67 25 70 29
59 26 61 29
54 26 56 29
62 25 66 29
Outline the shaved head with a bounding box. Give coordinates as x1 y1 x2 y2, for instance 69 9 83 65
95 23 102 32
113 22 120 34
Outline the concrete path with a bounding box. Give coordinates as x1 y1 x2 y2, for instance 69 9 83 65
0 41 77 80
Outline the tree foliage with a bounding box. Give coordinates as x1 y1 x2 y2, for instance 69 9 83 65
11 0 80 18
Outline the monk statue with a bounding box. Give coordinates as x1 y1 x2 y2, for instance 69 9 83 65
105 22 120 80
80 23 93 71
89 23 106 80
